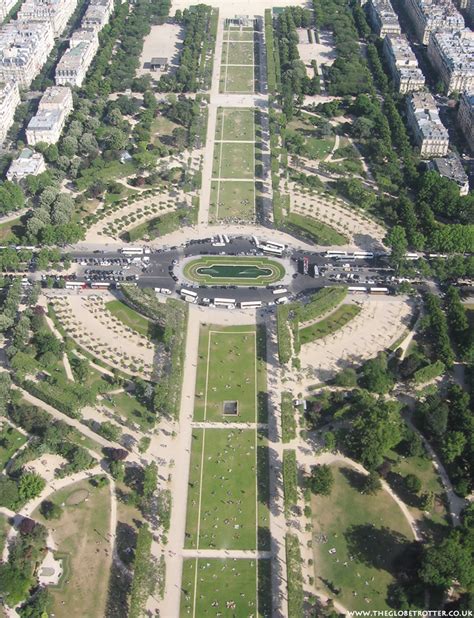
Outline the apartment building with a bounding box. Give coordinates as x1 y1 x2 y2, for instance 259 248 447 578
17 0 78 37
0 20 55 87
26 86 73 145
7 147 46 181
366 0 401 36
382 34 425 93
0 0 17 21
0 81 20 144
55 32 97 86
458 91 474 153
427 29 474 94
429 154 469 195
403 0 464 45
82 0 113 31
406 92 450 156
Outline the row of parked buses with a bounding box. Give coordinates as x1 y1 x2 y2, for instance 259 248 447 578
348 286 390 294
325 250 454 262
252 237 286 257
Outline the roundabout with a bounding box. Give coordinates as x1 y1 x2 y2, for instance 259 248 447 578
182 255 286 286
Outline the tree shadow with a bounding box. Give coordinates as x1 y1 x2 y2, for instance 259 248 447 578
339 466 366 492
344 524 411 576
385 471 422 509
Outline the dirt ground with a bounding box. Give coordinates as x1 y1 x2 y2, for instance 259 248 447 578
137 22 183 77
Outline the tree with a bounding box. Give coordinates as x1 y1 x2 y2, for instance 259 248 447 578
405 474 422 494
39 500 63 520
441 431 466 464
362 471 381 495
360 352 394 394
333 367 357 387
109 460 125 481
0 372 12 415
18 587 51 617
309 464 334 495
18 472 46 503
0 564 32 607
420 531 473 590
385 226 408 271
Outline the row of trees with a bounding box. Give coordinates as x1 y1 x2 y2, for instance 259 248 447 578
275 7 320 118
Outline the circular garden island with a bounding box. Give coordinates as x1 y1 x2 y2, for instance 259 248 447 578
183 256 285 286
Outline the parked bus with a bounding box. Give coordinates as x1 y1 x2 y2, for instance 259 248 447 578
275 296 289 304
353 251 374 259
272 288 288 295
404 252 420 261
239 300 262 308
213 298 236 308
121 247 144 256
348 286 367 293
265 241 285 250
252 236 260 248
181 289 198 300
369 287 389 294
90 282 111 289
66 281 87 289
223 235 230 244
261 245 283 256
326 250 346 257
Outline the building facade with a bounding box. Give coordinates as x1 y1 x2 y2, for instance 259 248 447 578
0 20 55 87
458 91 474 153
55 35 97 86
0 80 20 144
402 0 464 45
81 0 113 31
429 154 469 195
26 85 73 145
406 92 450 156
367 0 401 36
17 0 78 37
382 34 425 93
427 29 474 94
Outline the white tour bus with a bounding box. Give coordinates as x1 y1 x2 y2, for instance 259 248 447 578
348 286 367 294
325 250 346 257
272 288 288 295
239 300 262 308
369 287 389 294
66 281 86 289
261 244 283 256
181 288 198 300
213 298 236 308
275 296 289 305
121 247 144 256
252 236 260 248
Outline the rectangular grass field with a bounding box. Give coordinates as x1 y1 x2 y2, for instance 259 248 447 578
220 64 255 93
185 428 268 550
210 180 255 221
193 326 266 423
221 41 255 65
180 558 271 618
216 108 255 142
212 141 254 179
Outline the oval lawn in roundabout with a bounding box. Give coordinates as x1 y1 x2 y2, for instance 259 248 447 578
183 256 285 286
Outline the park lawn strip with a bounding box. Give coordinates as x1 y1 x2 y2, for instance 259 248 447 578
0 423 27 469
180 558 271 618
216 107 255 141
34 478 111 618
210 179 255 221
286 212 348 246
193 325 259 423
299 304 361 345
286 534 304 618
296 287 348 324
213 141 255 179
221 41 254 65
102 391 155 431
184 428 263 550
221 64 255 93
105 299 163 340
281 392 297 443
311 463 414 611
0 514 9 554
283 449 298 517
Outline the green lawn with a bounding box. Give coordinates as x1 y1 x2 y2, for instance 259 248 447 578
102 390 155 431
185 428 268 550
0 217 23 242
194 325 265 423
226 30 255 41
105 299 162 340
305 136 334 160
216 108 255 142
220 64 254 93
213 141 254 179
210 180 255 221
34 478 111 618
183 256 285 286
312 463 415 611
0 423 27 470
181 558 271 617
0 514 9 555
222 41 254 65
75 161 137 192
299 304 361 345
286 213 348 246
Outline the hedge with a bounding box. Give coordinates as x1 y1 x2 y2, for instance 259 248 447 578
281 392 297 443
286 534 304 618
296 287 347 323
283 450 298 516
264 9 277 94
413 360 445 385
128 524 154 618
